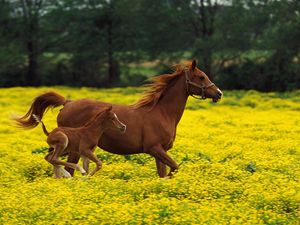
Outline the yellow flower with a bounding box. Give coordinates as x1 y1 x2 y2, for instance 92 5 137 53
0 87 299 224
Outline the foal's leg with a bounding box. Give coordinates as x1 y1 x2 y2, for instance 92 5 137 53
80 147 102 176
45 146 81 177
54 166 72 178
46 148 62 178
45 152 71 178
50 154 86 175
46 133 86 176
147 145 178 177
54 165 62 178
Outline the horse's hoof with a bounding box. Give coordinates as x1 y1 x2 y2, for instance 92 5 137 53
63 173 72 178
167 172 176 178
60 168 72 178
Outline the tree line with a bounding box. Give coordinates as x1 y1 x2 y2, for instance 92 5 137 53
0 0 299 91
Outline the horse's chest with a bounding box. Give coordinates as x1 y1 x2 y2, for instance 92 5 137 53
163 137 175 150
160 123 177 150
146 122 176 149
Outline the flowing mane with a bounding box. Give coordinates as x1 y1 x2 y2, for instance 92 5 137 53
133 62 191 109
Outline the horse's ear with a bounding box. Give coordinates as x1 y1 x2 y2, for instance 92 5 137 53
191 59 197 71
106 105 113 111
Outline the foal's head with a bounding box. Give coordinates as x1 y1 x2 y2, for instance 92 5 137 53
95 105 126 133
185 60 222 102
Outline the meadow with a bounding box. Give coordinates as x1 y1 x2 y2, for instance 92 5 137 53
0 87 299 224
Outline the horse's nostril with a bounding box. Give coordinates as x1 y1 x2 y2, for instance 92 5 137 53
120 125 126 133
121 125 126 131
217 91 222 97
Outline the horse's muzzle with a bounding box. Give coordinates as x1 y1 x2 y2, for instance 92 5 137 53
212 89 223 102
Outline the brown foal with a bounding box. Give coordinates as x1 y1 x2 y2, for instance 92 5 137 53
33 106 126 177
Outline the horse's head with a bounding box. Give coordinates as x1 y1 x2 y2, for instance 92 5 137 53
102 106 126 133
185 60 222 102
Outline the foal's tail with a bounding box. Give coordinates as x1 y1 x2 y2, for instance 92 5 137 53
13 92 67 129
32 114 50 136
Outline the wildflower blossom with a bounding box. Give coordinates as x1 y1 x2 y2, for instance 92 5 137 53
0 87 299 224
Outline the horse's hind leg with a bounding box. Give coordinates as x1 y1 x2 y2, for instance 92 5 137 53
47 132 86 176
44 152 67 178
53 166 71 178
47 148 61 178
54 166 62 178
45 149 72 178
48 146 86 176
65 151 81 176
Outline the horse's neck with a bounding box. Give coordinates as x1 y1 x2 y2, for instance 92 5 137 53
84 122 104 139
156 74 188 124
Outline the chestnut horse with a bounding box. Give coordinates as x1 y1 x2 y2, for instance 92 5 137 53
15 60 222 177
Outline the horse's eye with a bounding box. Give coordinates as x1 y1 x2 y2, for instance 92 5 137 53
199 76 205 80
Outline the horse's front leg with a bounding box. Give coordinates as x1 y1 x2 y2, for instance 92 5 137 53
79 145 102 176
146 145 178 177
155 158 167 178
81 156 90 174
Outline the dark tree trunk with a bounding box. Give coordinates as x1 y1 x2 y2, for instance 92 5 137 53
203 49 212 79
193 0 217 80
22 0 41 86
106 3 118 86
26 39 38 86
107 19 114 85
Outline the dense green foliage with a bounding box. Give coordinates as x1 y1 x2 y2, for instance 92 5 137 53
0 0 299 90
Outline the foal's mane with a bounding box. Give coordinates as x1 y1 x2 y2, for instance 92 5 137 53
83 107 111 127
133 62 191 109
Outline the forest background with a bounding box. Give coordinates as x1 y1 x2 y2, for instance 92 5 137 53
0 0 299 91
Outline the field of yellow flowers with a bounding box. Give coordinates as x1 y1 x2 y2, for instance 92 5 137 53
0 87 299 224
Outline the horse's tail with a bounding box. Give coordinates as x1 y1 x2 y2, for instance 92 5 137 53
13 91 67 129
32 114 50 136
